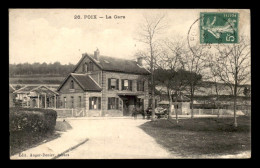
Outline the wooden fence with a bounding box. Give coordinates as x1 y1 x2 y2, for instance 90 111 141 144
176 108 251 116
54 108 86 118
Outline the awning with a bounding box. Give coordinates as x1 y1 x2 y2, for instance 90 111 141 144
158 101 170 105
117 92 143 96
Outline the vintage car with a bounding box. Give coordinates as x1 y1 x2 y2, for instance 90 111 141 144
145 106 168 119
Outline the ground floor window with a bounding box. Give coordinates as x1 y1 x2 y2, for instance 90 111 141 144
79 96 82 108
148 99 158 108
64 97 67 108
71 96 74 109
108 97 119 110
89 97 101 110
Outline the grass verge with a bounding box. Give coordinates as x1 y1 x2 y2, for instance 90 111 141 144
139 116 251 158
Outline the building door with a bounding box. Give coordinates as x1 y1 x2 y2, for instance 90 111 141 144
123 99 129 116
32 98 36 108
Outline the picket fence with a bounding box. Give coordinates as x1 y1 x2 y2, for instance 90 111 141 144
173 108 251 116
53 108 251 118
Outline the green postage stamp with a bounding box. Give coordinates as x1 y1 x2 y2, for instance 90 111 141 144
200 12 239 44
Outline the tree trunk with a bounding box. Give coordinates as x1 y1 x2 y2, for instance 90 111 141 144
168 91 172 119
190 96 194 118
150 41 155 121
234 95 238 127
190 85 194 118
175 97 178 124
234 69 238 127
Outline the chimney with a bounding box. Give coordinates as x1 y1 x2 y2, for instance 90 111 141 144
94 48 100 61
137 57 143 66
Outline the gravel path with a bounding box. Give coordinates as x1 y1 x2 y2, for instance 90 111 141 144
58 118 176 159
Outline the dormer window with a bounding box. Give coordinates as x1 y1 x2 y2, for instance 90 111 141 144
82 62 88 73
83 62 94 73
88 61 94 71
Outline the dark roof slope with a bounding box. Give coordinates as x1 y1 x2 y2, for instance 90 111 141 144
14 85 38 93
73 54 150 75
172 93 190 102
9 85 15 93
58 73 101 92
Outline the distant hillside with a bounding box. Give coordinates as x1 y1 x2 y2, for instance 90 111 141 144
9 76 66 85
9 62 75 77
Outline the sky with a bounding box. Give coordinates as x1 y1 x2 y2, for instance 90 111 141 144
9 9 250 65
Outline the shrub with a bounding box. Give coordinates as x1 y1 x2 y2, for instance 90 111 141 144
9 107 57 133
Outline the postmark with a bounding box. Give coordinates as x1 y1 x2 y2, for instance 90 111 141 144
200 12 239 44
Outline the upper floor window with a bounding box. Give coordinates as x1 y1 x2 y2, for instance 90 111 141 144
70 80 74 89
122 79 132 91
108 78 119 90
137 80 145 91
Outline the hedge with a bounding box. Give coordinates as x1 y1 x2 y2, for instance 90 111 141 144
9 107 57 134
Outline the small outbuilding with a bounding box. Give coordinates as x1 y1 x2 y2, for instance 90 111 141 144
172 92 191 115
13 85 59 108
28 85 59 108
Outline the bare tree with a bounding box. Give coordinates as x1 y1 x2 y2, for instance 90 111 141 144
135 13 167 121
207 55 225 118
213 36 251 127
179 45 207 118
161 38 187 123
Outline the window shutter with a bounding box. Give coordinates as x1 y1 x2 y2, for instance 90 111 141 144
116 98 119 109
108 98 111 110
98 97 101 110
116 79 119 90
143 81 145 91
129 80 132 91
87 63 89 72
89 97 92 109
121 79 124 90
137 81 139 91
89 62 92 71
108 78 111 89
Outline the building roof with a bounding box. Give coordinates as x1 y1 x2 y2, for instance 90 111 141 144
73 54 151 75
9 85 15 93
14 85 39 94
172 93 190 102
57 73 102 92
13 85 59 95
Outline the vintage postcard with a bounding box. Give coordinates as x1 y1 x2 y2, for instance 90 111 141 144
9 9 251 159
